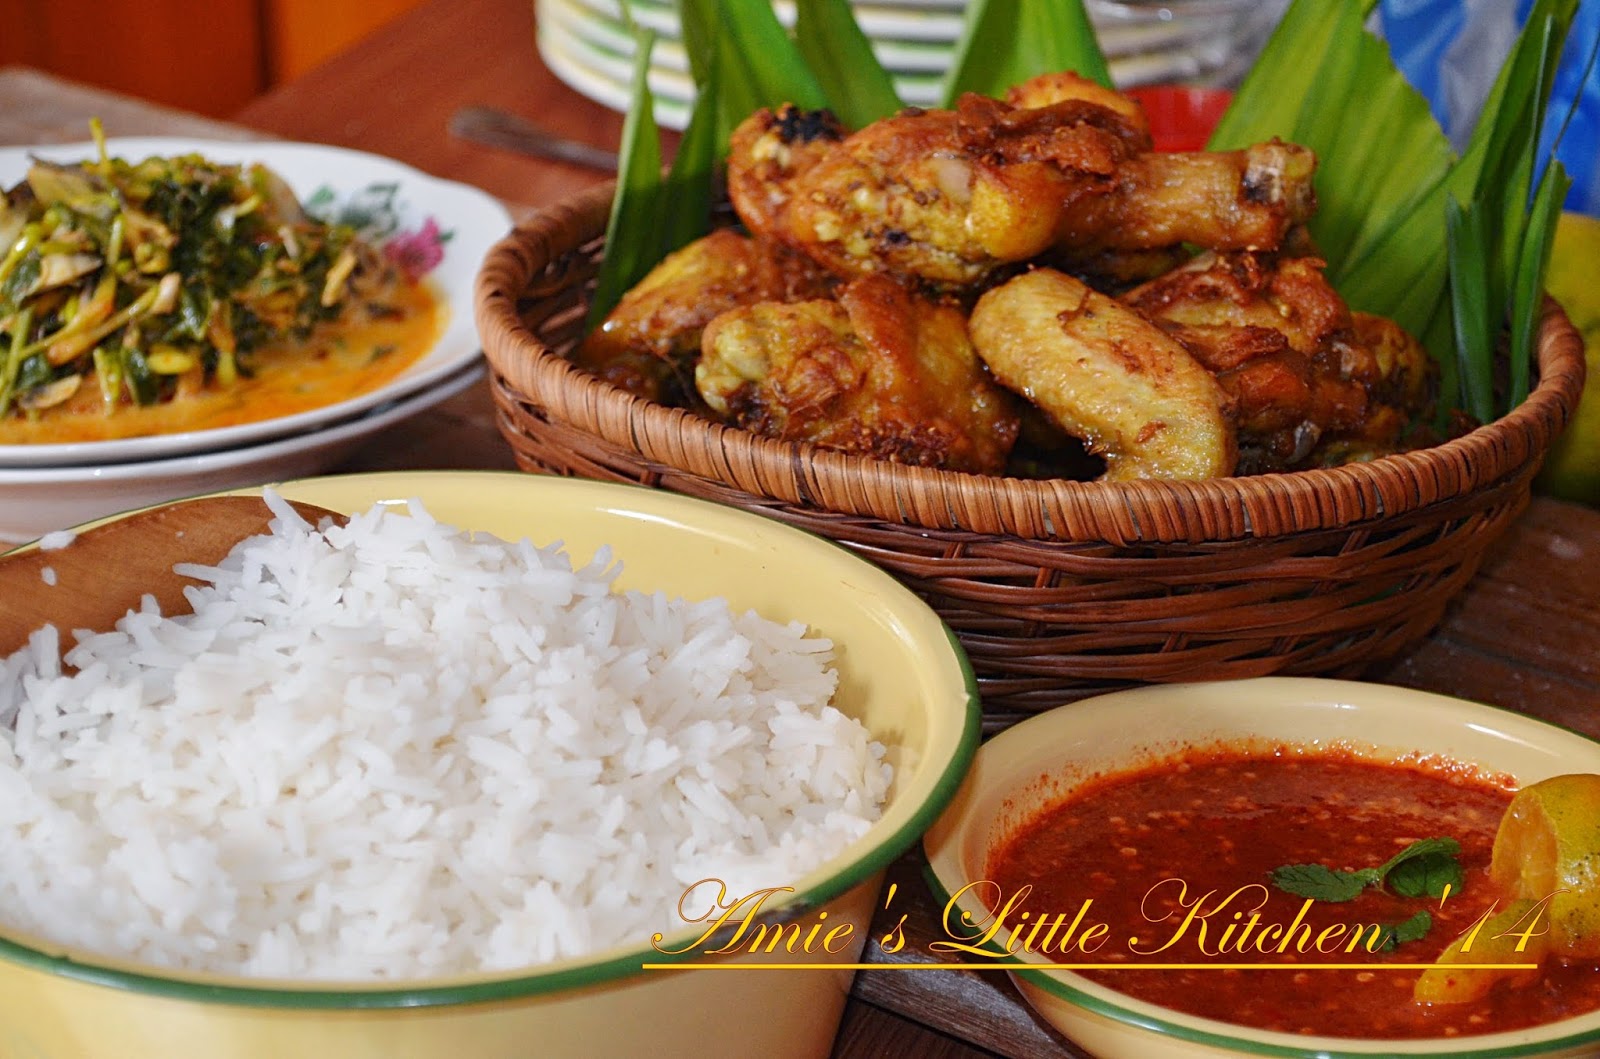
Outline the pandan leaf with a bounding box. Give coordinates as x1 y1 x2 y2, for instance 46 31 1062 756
796 0 903 128
941 0 1111 105
659 48 722 259
1509 164 1571 407
1446 196 1495 425
1211 0 1577 421
587 27 664 329
679 0 825 152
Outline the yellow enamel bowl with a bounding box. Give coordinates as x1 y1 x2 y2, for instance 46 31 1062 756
923 678 1600 1059
0 471 979 1059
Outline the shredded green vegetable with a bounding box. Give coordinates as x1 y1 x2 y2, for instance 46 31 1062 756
0 140 387 419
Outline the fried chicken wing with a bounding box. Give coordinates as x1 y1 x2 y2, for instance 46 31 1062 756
695 274 1020 472
729 92 1146 288
726 106 847 247
573 229 833 402
1054 141 1317 261
969 268 1236 480
1125 251 1434 471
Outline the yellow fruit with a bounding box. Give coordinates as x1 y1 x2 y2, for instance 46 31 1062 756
1414 899 1549 1004
1489 773 1600 958
1536 213 1600 505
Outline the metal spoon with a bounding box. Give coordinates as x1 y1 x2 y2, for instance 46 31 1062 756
448 105 620 172
0 495 342 658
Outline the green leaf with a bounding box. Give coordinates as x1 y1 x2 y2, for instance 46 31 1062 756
1375 837 1463 880
1508 163 1571 407
1210 0 1577 425
1385 852 1466 901
1312 36 1455 288
679 0 825 152
1377 909 1435 951
1207 0 1455 343
587 27 665 330
795 0 903 129
1447 197 1496 425
1207 0 1348 152
659 48 721 259
941 0 1111 105
1444 1 1575 419
1268 863 1374 903
1273 837 1465 904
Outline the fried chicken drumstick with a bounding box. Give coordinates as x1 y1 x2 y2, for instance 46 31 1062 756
574 229 832 403
696 274 1020 473
1125 251 1434 472
729 92 1144 287
727 73 1315 289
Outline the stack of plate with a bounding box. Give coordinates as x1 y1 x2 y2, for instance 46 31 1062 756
0 138 512 544
536 0 1288 129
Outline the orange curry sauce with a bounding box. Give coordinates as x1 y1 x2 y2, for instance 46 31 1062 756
986 748 1600 1039
0 281 442 445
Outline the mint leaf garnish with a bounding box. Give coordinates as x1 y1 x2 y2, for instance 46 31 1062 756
1385 846 1465 900
1269 863 1375 903
1376 909 1434 951
1271 838 1463 904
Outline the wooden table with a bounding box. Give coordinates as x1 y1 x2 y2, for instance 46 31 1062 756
5 1 1599 1052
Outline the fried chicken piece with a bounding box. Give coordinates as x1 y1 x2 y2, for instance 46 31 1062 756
574 229 833 402
695 274 1020 473
969 268 1236 480
730 92 1146 288
1004 71 1152 147
1047 245 1192 293
726 105 847 247
1310 311 1436 465
1054 141 1317 261
1124 252 1434 471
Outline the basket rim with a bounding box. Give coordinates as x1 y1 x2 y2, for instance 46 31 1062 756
474 180 1586 546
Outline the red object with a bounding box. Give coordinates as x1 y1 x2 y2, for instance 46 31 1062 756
988 747 1600 1039
1127 86 1235 152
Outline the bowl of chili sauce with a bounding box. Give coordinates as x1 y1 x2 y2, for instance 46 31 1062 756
922 677 1600 1058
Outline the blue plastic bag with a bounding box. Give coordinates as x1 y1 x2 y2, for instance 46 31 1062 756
1380 0 1600 215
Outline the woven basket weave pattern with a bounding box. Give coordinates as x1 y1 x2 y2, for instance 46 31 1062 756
475 184 1585 725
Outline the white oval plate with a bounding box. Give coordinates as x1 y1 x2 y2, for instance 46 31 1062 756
0 138 510 468
0 364 481 544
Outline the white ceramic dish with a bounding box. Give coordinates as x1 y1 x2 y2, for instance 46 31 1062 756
923 678 1600 1059
592 0 970 42
550 0 955 74
0 138 510 468
538 0 1256 130
0 365 480 544
537 27 694 129
542 6 947 113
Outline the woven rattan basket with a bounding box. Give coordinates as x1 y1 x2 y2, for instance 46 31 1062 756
475 183 1586 727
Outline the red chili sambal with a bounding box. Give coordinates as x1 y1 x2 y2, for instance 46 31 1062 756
985 747 1600 1039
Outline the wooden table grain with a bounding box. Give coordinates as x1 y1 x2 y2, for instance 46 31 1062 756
5 4 1599 1053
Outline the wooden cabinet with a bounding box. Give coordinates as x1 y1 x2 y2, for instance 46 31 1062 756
0 0 427 117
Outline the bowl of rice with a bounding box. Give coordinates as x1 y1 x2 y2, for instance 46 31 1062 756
0 470 979 1059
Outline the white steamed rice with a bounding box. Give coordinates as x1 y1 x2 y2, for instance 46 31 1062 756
0 493 891 980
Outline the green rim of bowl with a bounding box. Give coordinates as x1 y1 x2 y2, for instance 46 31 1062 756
0 473 983 1010
922 685 1600 1059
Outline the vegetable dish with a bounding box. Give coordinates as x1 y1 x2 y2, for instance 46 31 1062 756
0 130 439 445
